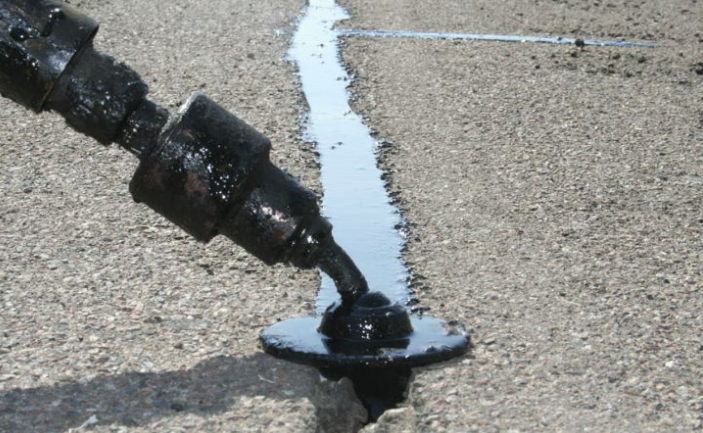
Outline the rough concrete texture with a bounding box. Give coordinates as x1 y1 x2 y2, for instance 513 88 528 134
0 0 367 432
360 407 417 433
3 0 702 431
339 0 703 432
339 0 702 44
0 354 366 432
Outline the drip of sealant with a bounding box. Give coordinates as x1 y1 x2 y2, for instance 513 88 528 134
290 0 410 313
339 29 657 48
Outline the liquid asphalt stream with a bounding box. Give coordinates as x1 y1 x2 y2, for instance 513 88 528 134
290 0 411 313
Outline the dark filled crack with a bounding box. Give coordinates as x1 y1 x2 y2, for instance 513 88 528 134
321 368 413 423
288 0 417 428
290 0 410 313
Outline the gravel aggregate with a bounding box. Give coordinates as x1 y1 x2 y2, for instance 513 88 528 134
340 0 703 431
0 0 369 432
3 0 703 431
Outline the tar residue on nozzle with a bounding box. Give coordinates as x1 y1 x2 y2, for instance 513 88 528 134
317 241 370 304
0 0 100 112
261 307 470 370
47 44 148 144
9 26 30 42
40 7 65 37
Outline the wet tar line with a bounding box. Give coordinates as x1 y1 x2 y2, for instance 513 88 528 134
339 29 657 48
290 0 410 313
289 0 416 421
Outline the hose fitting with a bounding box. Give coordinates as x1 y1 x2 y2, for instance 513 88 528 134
0 0 98 112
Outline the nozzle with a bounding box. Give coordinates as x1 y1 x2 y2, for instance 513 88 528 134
317 241 369 303
128 93 368 301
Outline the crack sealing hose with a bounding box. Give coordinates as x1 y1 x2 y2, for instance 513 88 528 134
0 0 369 301
2 0 470 381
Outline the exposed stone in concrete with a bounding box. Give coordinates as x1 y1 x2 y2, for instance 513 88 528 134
361 407 417 433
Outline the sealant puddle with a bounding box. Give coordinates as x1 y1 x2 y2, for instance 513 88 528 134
290 0 410 314
339 29 657 47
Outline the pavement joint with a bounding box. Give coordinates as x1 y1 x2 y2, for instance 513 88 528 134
339 29 657 48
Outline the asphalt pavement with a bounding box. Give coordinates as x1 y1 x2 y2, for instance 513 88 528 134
1 0 365 432
339 0 703 431
1 0 702 432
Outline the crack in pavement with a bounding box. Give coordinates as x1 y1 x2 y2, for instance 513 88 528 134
339 29 657 47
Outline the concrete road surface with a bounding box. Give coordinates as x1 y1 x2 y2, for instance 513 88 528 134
1 0 366 432
1 0 702 432
339 0 703 431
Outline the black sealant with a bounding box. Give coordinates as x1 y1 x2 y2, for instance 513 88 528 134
290 0 411 314
289 0 414 420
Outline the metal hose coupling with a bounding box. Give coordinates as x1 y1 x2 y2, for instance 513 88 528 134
0 0 98 112
129 93 340 270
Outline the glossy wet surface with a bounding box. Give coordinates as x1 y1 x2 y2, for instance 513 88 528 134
261 314 470 369
267 2 474 420
290 0 410 312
